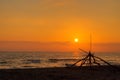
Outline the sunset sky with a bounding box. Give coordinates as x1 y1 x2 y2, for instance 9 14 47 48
0 0 120 52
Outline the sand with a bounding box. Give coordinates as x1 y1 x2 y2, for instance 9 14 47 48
0 66 120 80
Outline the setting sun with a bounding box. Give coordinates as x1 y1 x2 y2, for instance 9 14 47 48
74 38 79 43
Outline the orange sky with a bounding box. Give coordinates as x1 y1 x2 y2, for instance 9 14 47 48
0 0 120 52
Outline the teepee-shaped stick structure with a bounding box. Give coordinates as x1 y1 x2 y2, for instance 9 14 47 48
71 48 114 68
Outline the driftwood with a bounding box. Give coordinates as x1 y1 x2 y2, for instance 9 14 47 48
67 48 120 71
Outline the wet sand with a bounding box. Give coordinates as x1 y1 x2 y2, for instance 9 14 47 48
0 66 120 80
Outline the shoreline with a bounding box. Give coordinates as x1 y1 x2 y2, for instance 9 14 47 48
0 65 120 80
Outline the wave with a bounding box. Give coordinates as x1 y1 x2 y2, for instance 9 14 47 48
23 59 41 64
0 61 7 64
48 59 79 63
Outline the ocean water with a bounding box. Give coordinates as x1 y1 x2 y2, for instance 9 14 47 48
0 52 120 69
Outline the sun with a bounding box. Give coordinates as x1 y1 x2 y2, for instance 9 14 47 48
74 38 79 43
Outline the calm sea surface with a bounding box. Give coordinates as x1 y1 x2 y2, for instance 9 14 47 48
0 52 120 69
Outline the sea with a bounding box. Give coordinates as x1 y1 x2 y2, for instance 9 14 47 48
0 52 120 69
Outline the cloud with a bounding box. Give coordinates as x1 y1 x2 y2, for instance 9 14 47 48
0 41 120 52
0 41 71 52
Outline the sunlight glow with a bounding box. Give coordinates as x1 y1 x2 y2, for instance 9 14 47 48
74 38 79 43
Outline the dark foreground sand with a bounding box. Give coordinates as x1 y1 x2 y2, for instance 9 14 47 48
0 66 120 80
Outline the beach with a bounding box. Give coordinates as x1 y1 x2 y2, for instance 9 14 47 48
0 66 120 80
